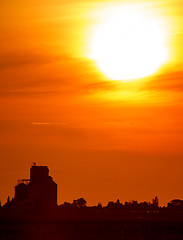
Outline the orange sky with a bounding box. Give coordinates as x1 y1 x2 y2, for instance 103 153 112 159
0 0 183 206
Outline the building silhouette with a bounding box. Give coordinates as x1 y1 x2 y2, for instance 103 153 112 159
8 164 57 217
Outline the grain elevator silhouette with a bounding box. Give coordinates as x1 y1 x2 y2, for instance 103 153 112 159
14 164 57 216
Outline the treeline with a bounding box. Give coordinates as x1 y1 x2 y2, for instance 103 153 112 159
59 196 159 210
1 196 183 219
57 197 183 219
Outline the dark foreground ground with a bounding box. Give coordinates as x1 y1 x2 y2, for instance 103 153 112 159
0 218 183 240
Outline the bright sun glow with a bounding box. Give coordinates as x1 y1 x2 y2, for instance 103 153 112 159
89 5 170 81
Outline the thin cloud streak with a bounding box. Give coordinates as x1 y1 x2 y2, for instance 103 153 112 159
31 122 68 125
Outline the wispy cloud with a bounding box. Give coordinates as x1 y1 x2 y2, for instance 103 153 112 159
141 71 183 92
0 52 59 70
31 122 68 125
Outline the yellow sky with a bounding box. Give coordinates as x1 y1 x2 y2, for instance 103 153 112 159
0 0 183 206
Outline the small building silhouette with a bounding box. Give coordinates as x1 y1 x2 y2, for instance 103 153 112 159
15 182 28 201
13 165 57 216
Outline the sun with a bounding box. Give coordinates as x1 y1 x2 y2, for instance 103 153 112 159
89 5 170 81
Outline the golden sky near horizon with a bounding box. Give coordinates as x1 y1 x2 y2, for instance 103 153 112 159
0 0 183 206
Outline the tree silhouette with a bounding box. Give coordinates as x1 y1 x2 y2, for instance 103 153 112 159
152 196 159 207
97 202 102 208
73 198 87 208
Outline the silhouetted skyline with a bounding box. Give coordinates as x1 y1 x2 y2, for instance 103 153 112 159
1 165 183 220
